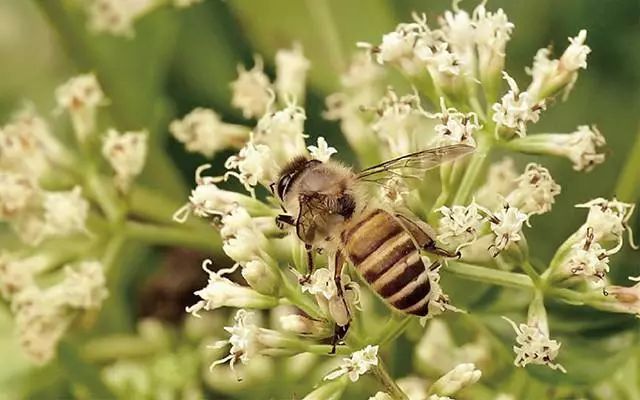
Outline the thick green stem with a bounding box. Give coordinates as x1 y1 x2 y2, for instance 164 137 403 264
376 315 412 346
444 261 535 290
614 126 640 203
372 362 409 400
124 221 220 253
451 134 492 205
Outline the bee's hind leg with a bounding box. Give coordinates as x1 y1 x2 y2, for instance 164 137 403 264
330 250 352 354
424 241 461 259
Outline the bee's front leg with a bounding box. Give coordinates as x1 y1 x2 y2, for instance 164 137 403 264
330 250 351 354
275 214 295 230
299 243 315 285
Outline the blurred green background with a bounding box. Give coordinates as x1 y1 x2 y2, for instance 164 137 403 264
0 0 639 398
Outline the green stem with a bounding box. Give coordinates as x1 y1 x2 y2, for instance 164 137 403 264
82 334 167 362
372 362 408 400
451 134 492 205
124 221 220 253
521 260 542 287
444 261 534 290
376 315 412 346
614 126 640 203
85 169 124 224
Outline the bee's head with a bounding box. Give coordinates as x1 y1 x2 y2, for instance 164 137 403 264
271 156 321 201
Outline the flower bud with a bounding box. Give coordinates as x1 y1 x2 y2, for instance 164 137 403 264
102 129 148 192
241 259 280 296
279 314 331 337
430 363 482 396
55 73 105 140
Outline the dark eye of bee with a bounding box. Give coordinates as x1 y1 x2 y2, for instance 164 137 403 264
276 174 292 200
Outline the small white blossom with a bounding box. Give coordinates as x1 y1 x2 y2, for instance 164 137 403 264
307 137 337 162
417 42 462 77
210 309 260 372
231 57 273 119
86 0 154 37
42 186 90 237
540 125 606 171
380 176 410 206
55 73 106 140
279 313 331 337
437 202 486 251
241 259 280 296
341 52 385 88
0 172 38 220
102 129 148 191
560 30 591 71
0 253 45 300
506 163 561 216
576 198 636 252
300 267 361 327
54 261 108 309
370 88 425 156
503 316 566 373
1 108 64 177
169 108 250 157
430 98 479 146
490 205 528 255
301 268 337 300
225 141 280 194
563 230 610 286
425 267 464 318
473 5 514 80
275 43 310 101
254 103 308 165
324 345 379 382
492 72 545 137
186 260 276 317
430 363 482 397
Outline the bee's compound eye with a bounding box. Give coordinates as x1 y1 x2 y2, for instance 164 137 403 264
276 175 292 200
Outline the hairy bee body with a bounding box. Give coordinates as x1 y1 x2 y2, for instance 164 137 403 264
341 208 432 316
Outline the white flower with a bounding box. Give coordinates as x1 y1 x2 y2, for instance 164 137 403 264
301 267 360 327
210 309 260 372
102 129 148 191
255 102 308 158
0 253 45 300
42 186 90 237
380 176 410 206
563 231 610 286
55 73 106 140
279 313 330 337
324 345 378 382
430 363 482 397
54 261 108 309
169 108 250 157
437 203 486 251
186 260 276 317
86 0 154 37
301 268 338 300
541 125 606 171
560 30 591 71
340 52 385 88
503 317 566 373
576 198 636 252
0 172 38 220
490 205 528 255
275 43 310 101
0 108 64 177
492 72 545 137
473 5 513 78
231 57 273 119
11 285 70 365
430 98 479 146
417 42 461 76
506 163 561 216
307 137 337 162
425 267 463 318
397 377 429 400
475 158 519 209
241 259 280 296
225 141 280 193
370 88 425 156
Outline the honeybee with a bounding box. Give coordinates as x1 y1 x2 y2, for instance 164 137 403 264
271 144 474 347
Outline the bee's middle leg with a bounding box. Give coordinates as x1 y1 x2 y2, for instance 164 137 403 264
424 241 461 259
298 243 315 285
330 250 351 354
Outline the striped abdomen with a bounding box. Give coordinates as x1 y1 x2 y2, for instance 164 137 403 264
341 209 431 316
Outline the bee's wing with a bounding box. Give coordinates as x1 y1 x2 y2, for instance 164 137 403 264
356 144 475 184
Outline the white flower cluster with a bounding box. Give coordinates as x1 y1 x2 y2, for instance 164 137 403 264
102 129 148 192
557 198 636 286
3 259 107 364
492 72 545 137
324 345 379 382
503 316 566 373
429 98 480 147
